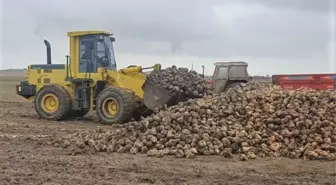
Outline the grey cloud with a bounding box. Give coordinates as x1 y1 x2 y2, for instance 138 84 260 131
21 0 222 41
243 0 333 13
0 0 334 74
188 8 330 59
209 0 333 13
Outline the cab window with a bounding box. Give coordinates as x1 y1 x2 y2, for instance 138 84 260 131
215 66 228 79
79 39 95 73
96 40 107 59
80 40 94 60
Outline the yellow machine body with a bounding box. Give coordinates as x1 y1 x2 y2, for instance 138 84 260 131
24 64 147 109
16 30 168 124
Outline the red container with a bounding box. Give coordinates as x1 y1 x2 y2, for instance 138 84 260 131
272 73 336 90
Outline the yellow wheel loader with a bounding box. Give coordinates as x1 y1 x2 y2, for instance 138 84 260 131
15 30 172 124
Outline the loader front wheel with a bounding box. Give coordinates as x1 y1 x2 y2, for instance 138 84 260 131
34 85 71 121
96 88 134 125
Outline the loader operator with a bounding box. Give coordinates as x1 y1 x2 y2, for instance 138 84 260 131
81 40 109 68
81 41 94 60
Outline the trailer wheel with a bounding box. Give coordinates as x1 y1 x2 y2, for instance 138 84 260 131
96 88 134 125
34 85 71 121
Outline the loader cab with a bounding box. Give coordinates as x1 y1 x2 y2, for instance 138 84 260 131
67 31 117 78
78 35 116 73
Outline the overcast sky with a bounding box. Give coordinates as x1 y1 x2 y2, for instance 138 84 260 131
0 0 335 75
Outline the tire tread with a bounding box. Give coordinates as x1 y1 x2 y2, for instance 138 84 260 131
34 84 71 121
96 87 134 124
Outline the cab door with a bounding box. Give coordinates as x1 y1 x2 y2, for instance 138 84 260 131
79 37 96 73
213 66 228 93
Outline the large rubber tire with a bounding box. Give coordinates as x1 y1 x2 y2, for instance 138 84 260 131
68 110 89 118
96 88 134 125
34 85 71 121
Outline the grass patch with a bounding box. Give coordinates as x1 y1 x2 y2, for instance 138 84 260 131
0 74 26 102
0 76 25 83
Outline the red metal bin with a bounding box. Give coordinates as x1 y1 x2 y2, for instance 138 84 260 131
272 73 336 90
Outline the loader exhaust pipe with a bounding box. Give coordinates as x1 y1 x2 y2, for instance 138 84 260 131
44 39 52 65
201 65 205 79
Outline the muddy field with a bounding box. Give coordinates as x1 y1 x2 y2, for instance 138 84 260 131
0 73 335 185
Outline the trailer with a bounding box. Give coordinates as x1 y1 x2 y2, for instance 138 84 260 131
272 73 336 90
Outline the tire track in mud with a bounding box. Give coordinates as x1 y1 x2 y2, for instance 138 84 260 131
0 101 106 127
0 101 115 149
0 101 336 184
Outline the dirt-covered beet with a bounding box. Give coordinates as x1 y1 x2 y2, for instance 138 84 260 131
57 82 336 161
145 65 212 103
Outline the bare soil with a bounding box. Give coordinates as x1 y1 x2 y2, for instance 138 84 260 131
0 74 335 185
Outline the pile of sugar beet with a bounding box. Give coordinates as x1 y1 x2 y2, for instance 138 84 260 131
145 65 213 104
55 67 336 161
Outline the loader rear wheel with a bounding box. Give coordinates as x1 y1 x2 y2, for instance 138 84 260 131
96 88 134 125
34 85 71 121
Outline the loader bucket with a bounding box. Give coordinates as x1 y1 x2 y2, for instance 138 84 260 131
142 80 173 110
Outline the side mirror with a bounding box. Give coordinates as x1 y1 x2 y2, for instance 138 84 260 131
110 37 115 42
